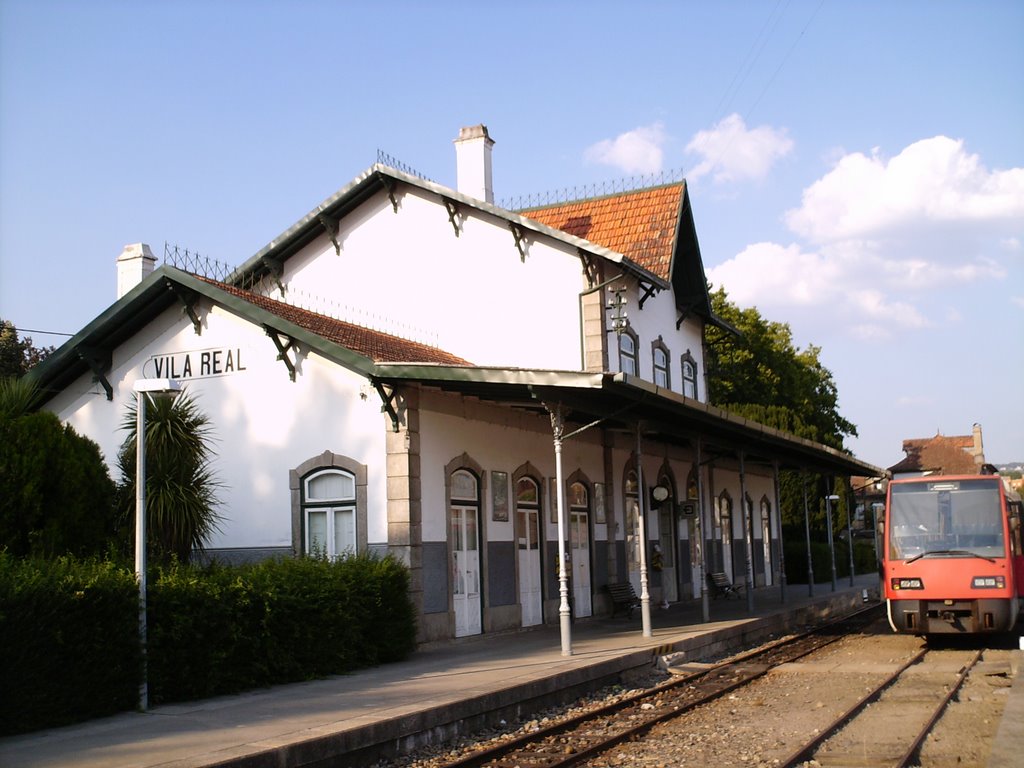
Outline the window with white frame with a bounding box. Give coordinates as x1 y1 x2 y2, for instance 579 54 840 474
619 328 638 376
304 469 357 559
681 351 698 399
652 340 670 388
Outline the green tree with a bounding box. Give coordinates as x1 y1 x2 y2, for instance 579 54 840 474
705 287 859 531
0 378 118 558
0 319 55 377
116 390 224 565
705 287 856 450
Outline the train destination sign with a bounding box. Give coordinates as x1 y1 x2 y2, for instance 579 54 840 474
144 347 248 381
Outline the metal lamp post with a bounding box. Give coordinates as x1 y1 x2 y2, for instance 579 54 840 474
133 377 181 710
825 494 839 592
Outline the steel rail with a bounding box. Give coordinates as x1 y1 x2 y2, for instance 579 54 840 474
440 604 882 768
777 647 984 768
893 648 983 768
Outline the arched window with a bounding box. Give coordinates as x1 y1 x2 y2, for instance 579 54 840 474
304 469 357 559
291 452 367 559
681 351 698 399
652 338 671 388
619 328 638 376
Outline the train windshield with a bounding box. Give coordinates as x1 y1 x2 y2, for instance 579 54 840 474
888 478 1005 561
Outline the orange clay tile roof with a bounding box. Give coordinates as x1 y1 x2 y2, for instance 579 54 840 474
519 183 684 281
208 279 473 366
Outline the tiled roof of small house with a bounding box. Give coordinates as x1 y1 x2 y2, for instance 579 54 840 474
210 280 473 366
519 183 684 281
888 432 979 475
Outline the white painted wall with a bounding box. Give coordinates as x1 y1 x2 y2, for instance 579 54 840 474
279 188 590 371
418 400 605 544
45 300 389 550
603 273 706 400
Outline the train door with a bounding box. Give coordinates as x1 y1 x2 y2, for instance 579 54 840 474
516 477 543 627
450 470 481 637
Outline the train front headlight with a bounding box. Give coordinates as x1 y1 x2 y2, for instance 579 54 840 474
971 576 1005 589
891 577 923 590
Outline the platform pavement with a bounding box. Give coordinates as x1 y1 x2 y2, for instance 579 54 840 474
0 574 1017 768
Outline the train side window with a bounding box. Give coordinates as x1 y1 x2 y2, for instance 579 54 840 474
1010 501 1023 556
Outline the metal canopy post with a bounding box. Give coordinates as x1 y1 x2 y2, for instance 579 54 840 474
739 451 755 614
802 472 814 597
773 460 787 604
845 489 856 586
549 406 572 656
825 493 839 592
695 436 710 623
635 424 653 637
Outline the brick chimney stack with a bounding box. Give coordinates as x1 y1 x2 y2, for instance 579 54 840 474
117 243 156 299
454 124 495 204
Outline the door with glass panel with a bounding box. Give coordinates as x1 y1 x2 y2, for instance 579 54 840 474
450 470 481 637
516 477 543 627
659 506 678 603
720 492 734 582
760 497 774 586
568 481 592 618
625 471 641 594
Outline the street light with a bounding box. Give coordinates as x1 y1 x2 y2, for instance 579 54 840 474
133 377 182 710
825 494 840 592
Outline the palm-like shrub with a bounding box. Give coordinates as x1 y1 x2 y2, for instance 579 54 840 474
117 391 223 564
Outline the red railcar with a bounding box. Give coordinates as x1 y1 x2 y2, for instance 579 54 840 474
881 474 1023 635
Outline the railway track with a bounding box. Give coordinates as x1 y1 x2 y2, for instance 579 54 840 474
779 646 984 768
437 604 884 768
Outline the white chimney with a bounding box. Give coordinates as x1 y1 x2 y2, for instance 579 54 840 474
454 124 495 203
117 243 157 299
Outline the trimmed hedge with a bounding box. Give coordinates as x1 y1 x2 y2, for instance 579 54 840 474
783 535 879 585
0 552 417 735
0 555 140 734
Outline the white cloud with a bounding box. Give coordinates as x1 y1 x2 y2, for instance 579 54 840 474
785 136 1024 243
709 136 1024 344
685 113 793 184
1012 296 1024 310
707 242 928 339
583 123 666 175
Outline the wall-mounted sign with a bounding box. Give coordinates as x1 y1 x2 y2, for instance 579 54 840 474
144 347 247 381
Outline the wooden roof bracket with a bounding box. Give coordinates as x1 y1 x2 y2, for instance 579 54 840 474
442 197 461 237
262 255 286 297
78 346 113 401
638 279 660 310
166 281 202 335
577 248 599 287
378 173 400 213
372 380 401 432
676 303 695 329
318 213 341 255
509 222 527 261
264 326 298 382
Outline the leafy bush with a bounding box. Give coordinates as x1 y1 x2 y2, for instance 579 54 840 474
0 409 117 558
147 553 415 704
783 536 879 584
1 553 417 733
0 554 140 734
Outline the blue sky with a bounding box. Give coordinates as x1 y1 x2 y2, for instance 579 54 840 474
1 0 1021 468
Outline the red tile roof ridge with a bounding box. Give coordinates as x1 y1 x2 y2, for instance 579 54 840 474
195 276 474 366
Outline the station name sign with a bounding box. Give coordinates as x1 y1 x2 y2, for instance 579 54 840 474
144 347 247 381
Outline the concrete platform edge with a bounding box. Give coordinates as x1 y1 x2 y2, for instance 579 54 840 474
176 590 872 768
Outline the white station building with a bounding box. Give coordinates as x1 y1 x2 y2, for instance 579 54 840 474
32 126 882 643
